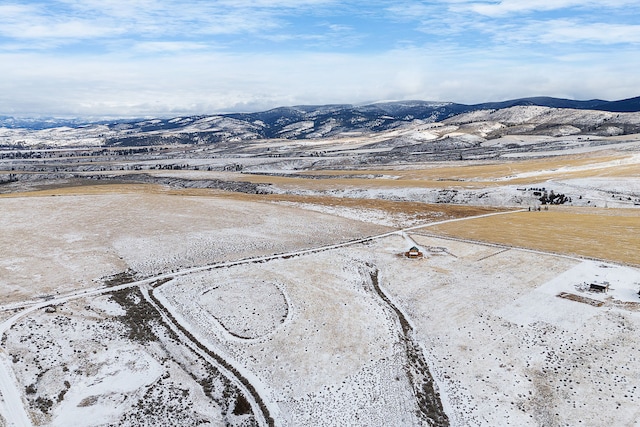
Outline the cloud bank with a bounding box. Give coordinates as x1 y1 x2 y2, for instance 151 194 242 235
1 0 639 117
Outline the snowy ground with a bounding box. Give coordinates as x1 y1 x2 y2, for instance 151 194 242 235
0 190 639 425
7 223 627 426
1 133 639 426
374 234 640 426
140 228 640 426
2 291 257 426
156 253 422 426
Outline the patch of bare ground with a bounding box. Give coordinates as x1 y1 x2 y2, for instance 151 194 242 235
427 208 640 266
102 270 139 287
557 292 604 307
0 182 171 198
611 299 640 311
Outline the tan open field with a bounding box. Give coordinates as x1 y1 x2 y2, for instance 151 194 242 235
298 153 624 174
426 207 640 266
212 151 639 190
298 152 635 177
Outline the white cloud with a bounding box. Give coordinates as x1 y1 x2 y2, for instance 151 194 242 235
0 2 123 41
0 21 124 40
0 0 301 45
132 41 213 53
469 0 640 16
495 19 640 45
2 46 639 117
540 21 640 44
386 3 433 21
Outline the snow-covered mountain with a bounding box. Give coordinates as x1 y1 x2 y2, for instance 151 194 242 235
2 96 640 148
444 105 640 137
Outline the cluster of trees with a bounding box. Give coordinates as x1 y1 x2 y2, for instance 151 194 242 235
152 164 192 170
112 147 154 156
539 190 570 205
0 147 161 160
0 150 47 159
223 164 243 171
0 173 18 184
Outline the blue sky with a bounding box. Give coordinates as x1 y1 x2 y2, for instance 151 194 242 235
1 0 640 117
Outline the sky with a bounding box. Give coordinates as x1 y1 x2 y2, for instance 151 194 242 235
1 0 640 117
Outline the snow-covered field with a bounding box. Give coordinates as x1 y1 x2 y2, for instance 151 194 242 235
377 234 640 426
148 232 640 426
1 187 639 426
2 292 258 426
156 253 422 426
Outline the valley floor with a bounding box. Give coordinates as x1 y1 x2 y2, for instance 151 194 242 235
1 130 639 426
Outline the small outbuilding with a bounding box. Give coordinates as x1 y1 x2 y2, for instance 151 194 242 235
405 246 423 259
589 283 609 293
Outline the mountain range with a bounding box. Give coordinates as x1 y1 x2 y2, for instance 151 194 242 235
2 95 640 147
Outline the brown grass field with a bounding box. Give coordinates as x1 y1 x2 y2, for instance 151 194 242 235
208 151 639 190
426 207 640 266
294 152 637 180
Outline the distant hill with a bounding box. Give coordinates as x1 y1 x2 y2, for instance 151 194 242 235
470 96 610 111
590 95 640 112
0 116 125 130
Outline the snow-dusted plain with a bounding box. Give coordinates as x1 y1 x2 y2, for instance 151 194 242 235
155 253 422 426
1 189 638 426
0 192 387 306
0 193 388 426
378 234 640 426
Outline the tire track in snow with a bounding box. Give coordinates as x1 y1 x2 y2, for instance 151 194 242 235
144 286 276 427
367 266 449 426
